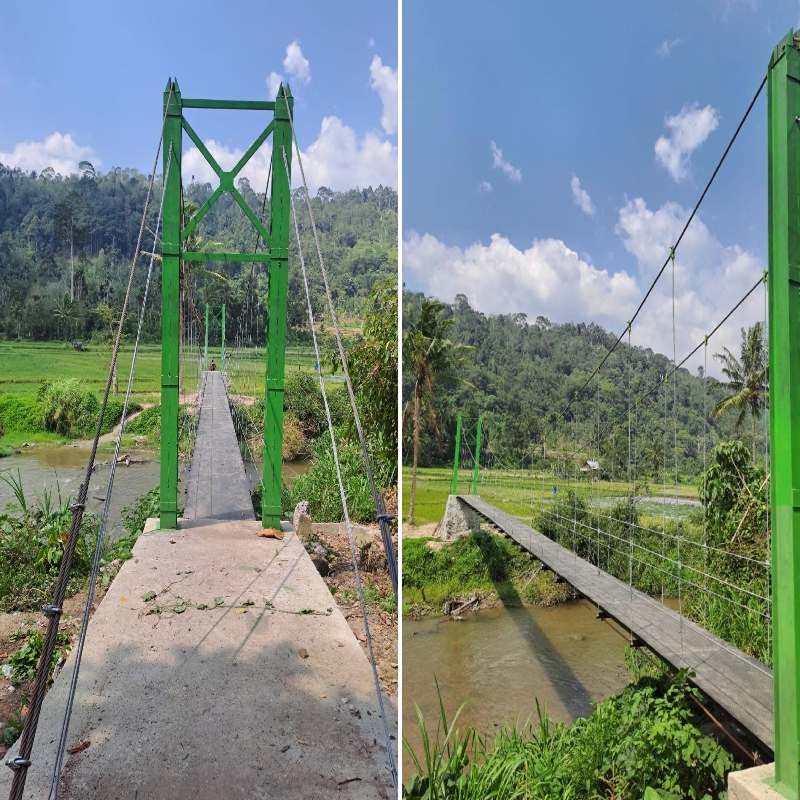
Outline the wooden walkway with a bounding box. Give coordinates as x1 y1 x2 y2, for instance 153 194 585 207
457 495 774 750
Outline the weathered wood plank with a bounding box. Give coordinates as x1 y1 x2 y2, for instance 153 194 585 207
458 495 774 750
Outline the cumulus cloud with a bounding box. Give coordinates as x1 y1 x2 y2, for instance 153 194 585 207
615 196 763 369
655 103 719 182
183 115 396 193
283 40 311 84
404 196 763 375
657 37 683 57
369 55 398 135
570 174 595 216
490 140 522 182
403 231 639 332
478 180 493 193
0 132 99 175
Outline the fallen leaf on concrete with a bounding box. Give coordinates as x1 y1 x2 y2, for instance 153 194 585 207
242 599 255 607
142 591 156 602
298 647 309 659
257 528 284 540
214 597 225 607
67 740 90 755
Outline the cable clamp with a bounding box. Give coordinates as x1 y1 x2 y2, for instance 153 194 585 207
42 605 62 619
6 757 31 771
69 501 86 513
376 513 394 524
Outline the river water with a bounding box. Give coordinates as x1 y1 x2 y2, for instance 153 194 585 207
0 445 160 540
403 601 631 774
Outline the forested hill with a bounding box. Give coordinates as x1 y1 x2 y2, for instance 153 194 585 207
0 162 397 341
403 291 741 479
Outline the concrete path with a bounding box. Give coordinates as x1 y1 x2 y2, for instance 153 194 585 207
1 520 395 799
184 371 254 522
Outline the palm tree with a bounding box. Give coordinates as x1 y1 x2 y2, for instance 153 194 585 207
404 299 466 524
712 322 767 458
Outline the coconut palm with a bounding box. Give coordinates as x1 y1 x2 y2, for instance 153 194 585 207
712 322 767 458
404 299 467 524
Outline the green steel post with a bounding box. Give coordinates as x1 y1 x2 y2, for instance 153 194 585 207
451 414 463 495
160 78 182 529
471 415 483 495
261 84 293 528
769 30 800 797
204 303 209 367
221 303 226 372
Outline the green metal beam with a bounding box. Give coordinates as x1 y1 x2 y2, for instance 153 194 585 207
160 79 182 530
768 29 800 798
262 84 293 528
182 98 276 111
451 414 463 495
471 415 483 495
182 251 270 263
181 117 225 178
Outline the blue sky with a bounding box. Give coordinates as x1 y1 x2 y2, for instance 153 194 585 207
0 0 397 191
403 0 798 368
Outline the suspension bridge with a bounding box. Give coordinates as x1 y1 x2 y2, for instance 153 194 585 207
434 31 800 798
2 79 397 799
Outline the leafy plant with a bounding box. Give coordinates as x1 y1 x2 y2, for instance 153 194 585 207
5 628 71 683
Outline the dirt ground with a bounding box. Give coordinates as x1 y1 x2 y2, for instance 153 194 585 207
0 563 120 759
299 524 398 697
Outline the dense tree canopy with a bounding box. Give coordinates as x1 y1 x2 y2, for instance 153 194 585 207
0 163 396 343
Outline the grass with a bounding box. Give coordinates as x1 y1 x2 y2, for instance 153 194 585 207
0 340 327 403
404 673 736 799
402 530 572 615
402 466 699 527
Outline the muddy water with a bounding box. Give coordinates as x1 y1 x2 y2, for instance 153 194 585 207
403 601 630 774
0 445 159 540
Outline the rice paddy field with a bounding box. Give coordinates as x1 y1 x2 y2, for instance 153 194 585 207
402 466 699 526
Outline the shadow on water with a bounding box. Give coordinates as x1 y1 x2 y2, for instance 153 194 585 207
472 529 596 718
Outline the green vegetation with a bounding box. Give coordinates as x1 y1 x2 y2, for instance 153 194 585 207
402 291 741 478
404 673 736 800
0 161 395 343
4 627 71 683
403 530 571 615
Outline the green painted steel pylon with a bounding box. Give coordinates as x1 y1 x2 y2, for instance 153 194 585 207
262 84 293 528
159 79 182 530
768 30 800 797
204 303 209 367
158 77 292 530
451 414 463 495
221 303 226 372
471 415 483 495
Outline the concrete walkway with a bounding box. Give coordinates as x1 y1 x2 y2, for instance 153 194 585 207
184 371 254 522
1 520 395 799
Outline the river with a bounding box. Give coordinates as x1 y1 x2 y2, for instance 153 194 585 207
403 601 631 775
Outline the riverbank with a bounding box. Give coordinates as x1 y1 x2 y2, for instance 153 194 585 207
402 524 573 617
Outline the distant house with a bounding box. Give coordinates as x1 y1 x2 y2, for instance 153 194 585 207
580 459 601 475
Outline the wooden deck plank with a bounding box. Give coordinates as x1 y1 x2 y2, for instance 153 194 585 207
458 495 774 750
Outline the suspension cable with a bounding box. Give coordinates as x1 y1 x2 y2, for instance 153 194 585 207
6 92 172 799
561 73 767 420
47 144 175 800
281 146 397 789
280 85 398 596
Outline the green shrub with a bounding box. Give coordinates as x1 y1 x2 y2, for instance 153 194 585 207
0 394 43 432
404 673 736 800
288 431 394 523
106 486 160 561
4 628 71 683
125 405 161 436
38 379 99 437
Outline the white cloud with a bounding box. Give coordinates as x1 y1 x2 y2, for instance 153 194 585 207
183 115 396 193
615 196 763 370
490 140 522 182
403 231 639 332
267 71 283 99
0 132 99 175
570 174 595 216
369 55 398 135
404 196 764 376
657 37 683 57
655 103 719 182
283 40 311 84
478 180 493 193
